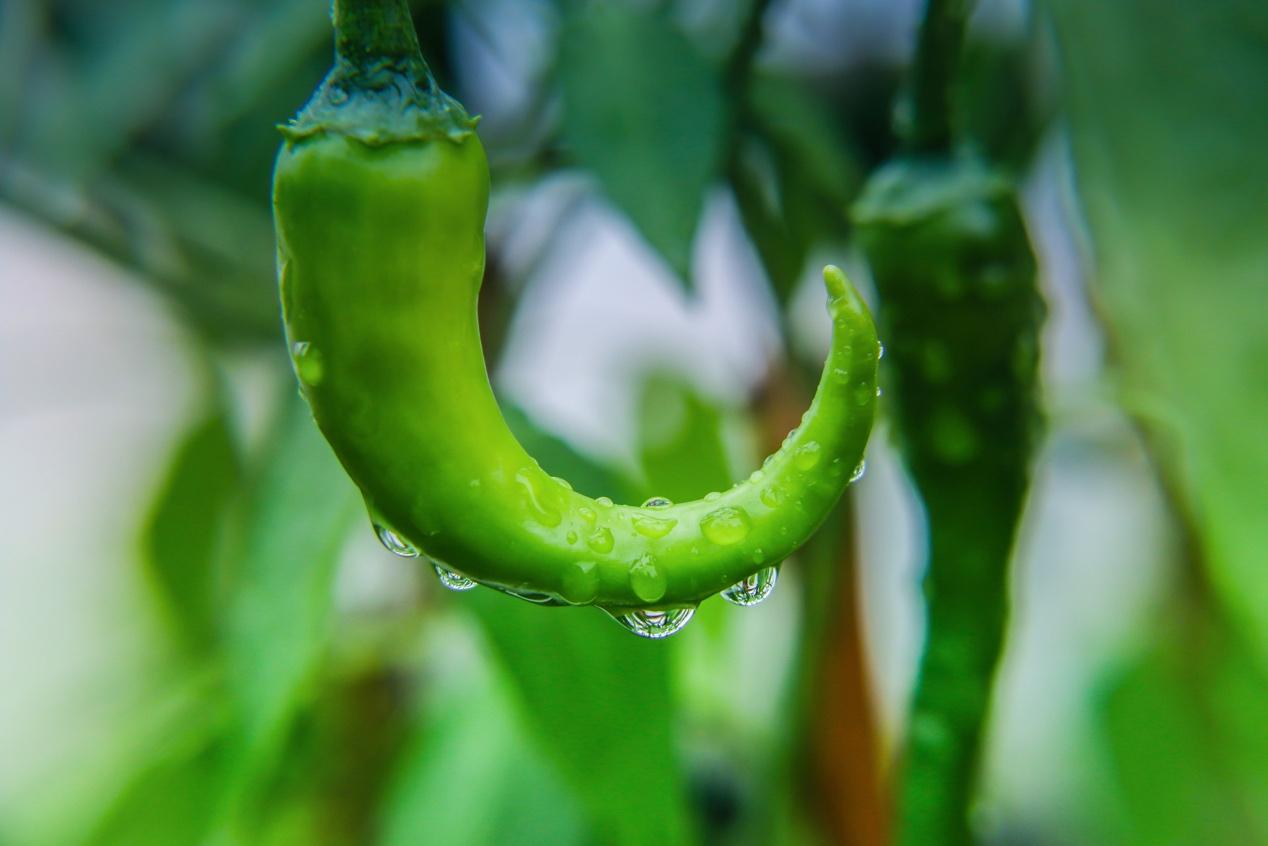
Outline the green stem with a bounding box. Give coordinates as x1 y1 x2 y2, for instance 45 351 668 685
333 0 424 70
904 0 973 153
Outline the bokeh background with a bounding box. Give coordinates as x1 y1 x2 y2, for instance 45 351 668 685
2 1 1266 844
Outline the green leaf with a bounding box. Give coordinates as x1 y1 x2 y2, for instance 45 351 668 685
558 4 728 286
142 407 241 649
222 395 362 790
468 590 694 846
379 640 587 846
1043 0 1268 668
1092 613 1268 844
635 373 736 504
735 76 863 304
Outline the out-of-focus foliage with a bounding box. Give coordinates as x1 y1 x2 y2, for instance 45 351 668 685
1044 1 1268 842
1 1 1264 845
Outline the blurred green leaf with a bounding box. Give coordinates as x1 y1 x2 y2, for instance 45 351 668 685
734 76 862 304
1044 0 1268 667
379 640 587 846
635 373 736 504
142 405 241 649
222 394 362 794
1093 612 1268 844
558 4 728 286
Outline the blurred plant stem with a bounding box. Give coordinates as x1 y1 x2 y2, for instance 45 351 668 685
902 0 972 153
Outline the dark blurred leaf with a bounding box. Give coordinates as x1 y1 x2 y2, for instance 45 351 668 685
21 0 241 179
558 4 728 286
143 404 241 650
1044 0 1268 668
1094 612 1268 844
735 76 863 305
222 394 362 795
467 405 695 846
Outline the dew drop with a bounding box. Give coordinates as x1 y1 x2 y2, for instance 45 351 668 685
595 496 615 508
586 527 615 554
704 491 722 502
515 468 562 527
850 460 867 483
633 514 677 539
553 476 573 491
700 506 752 546
794 441 822 471
760 486 785 508
853 383 873 407
721 566 778 607
561 560 600 604
578 505 597 526
642 496 673 508
877 341 886 359
375 524 418 558
629 554 668 603
832 367 850 385
748 469 764 483
566 530 579 544
607 607 695 639
291 341 325 386
434 563 476 591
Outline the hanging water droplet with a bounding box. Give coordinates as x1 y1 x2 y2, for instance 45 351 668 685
633 514 676 539
629 554 668 603
641 496 672 508
700 506 752 546
722 566 778 607
586 527 615 554
850 460 867 483
877 341 886 359
433 563 476 591
291 341 325 386
607 607 695 639
561 560 600 605
794 441 822 471
375 524 419 558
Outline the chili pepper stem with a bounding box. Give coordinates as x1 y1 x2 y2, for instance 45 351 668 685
333 0 425 71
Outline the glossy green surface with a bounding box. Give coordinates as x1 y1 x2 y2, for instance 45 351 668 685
274 128 878 608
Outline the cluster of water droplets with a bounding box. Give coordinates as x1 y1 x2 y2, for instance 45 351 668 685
374 522 475 591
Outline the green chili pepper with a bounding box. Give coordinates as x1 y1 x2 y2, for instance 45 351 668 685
854 154 1042 844
272 0 879 631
